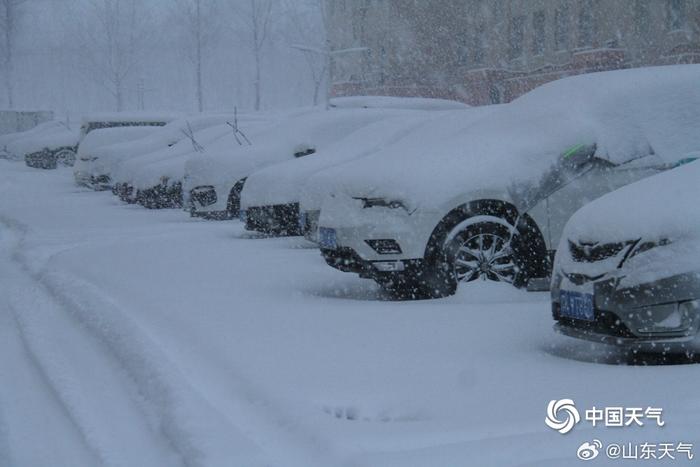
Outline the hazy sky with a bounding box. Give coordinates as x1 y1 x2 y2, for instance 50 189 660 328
8 0 323 118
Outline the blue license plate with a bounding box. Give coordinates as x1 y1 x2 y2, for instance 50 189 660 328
560 290 595 321
318 227 337 250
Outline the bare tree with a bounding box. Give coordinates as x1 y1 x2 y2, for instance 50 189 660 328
73 0 151 111
172 0 219 112
234 0 274 111
0 0 27 108
285 0 326 105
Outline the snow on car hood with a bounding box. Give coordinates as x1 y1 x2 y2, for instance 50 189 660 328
555 159 700 287
562 158 700 244
324 65 700 211
239 109 448 209
183 107 410 193
297 104 501 213
94 113 243 176
128 123 239 189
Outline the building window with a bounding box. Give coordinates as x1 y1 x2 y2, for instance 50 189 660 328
509 15 525 59
554 6 569 51
532 10 546 55
634 0 651 36
667 0 686 31
577 1 594 48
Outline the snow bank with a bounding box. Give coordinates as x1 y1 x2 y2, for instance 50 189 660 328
322 65 700 210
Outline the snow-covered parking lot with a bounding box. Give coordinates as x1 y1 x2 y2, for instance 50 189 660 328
1 161 698 467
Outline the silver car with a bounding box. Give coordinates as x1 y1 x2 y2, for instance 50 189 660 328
552 158 700 355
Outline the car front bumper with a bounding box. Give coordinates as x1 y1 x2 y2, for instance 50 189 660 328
552 271 700 352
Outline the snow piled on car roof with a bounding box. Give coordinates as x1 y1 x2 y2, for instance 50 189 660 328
240 107 492 209
330 96 469 110
183 107 410 192
323 65 700 209
81 112 182 125
7 126 80 157
77 126 162 159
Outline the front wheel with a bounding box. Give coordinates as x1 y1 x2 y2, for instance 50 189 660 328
445 221 526 287
386 216 542 299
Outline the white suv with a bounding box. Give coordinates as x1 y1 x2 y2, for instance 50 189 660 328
315 66 700 298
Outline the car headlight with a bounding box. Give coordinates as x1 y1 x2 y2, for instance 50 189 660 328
353 197 411 213
635 300 698 335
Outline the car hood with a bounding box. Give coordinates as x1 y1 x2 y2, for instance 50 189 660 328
556 159 700 288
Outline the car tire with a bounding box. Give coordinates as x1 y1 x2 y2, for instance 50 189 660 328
390 215 546 299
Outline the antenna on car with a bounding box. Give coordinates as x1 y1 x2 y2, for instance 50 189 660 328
182 121 205 153
227 107 252 147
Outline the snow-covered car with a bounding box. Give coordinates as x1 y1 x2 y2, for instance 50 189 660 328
315 65 700 299
21 126 81 169
73 126 165 189
551 158 700 354
82 114 232 199
128 119 255 209
184 107 398 221
240 107 485 236
0 120 67 160
297 105 500 243
109 113 266 208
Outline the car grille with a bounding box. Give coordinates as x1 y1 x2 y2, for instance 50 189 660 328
190 186 217 207
568 240 636 263
246 203 301 235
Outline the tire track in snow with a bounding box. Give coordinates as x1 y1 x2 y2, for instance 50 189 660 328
2 223 186 467
1 215 344 467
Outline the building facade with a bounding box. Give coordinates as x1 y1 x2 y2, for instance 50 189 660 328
327 0 700 105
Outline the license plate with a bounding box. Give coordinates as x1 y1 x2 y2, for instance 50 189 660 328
560 290 595 321
318 227 337 250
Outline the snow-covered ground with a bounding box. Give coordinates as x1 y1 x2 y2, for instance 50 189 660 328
1 160 698 467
